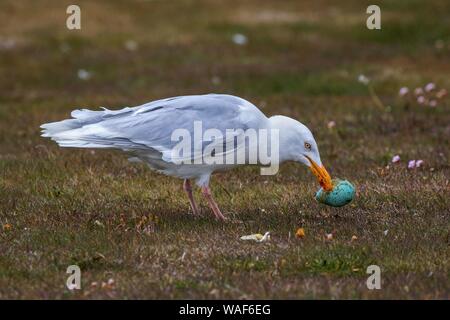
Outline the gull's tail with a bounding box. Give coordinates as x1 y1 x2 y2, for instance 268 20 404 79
40 107 135 149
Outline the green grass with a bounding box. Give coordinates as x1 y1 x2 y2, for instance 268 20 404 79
0 0 449 299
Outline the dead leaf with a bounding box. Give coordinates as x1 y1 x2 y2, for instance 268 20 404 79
295 228 305 239
240 232 270 242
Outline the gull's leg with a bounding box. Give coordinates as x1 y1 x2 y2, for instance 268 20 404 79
201 186 226 221
183 179 199 215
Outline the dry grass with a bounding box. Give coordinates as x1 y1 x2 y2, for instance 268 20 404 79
0 0 449 299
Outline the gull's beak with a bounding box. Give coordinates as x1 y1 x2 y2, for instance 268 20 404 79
305 156 333 191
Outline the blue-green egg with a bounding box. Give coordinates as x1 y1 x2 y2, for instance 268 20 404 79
315 179 355 207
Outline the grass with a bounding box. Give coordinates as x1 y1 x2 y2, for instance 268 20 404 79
0 0 449 299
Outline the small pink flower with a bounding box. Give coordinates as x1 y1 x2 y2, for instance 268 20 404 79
408 159 424 169
436 89 447 99
429 100 437 107
415 160 424 168
399 87 409 97
327 120 336 129
392 155 401 163
425 83 436 92
417 96 426 104
414 87 424 96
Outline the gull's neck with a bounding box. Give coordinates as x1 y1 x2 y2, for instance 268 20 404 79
267 115 307 163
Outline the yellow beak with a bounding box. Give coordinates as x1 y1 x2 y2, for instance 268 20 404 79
305 156 333 191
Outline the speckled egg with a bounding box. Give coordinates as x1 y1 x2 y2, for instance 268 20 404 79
315 179 355 207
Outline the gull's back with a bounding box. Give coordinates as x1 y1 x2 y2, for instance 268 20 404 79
41 94 268 179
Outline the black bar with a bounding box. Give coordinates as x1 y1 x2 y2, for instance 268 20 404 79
0 300 446 318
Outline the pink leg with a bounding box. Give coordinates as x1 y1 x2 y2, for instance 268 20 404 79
201 186 226 221
183 179 199 215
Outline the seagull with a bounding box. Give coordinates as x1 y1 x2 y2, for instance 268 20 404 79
41 94 332 220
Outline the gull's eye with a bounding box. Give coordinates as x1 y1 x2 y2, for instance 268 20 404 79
304 142 312 150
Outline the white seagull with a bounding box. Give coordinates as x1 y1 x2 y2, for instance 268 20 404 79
41 94 332 220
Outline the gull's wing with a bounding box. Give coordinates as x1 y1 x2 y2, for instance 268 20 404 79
41 94 268 163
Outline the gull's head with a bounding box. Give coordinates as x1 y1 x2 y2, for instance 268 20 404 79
269 115 333 191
